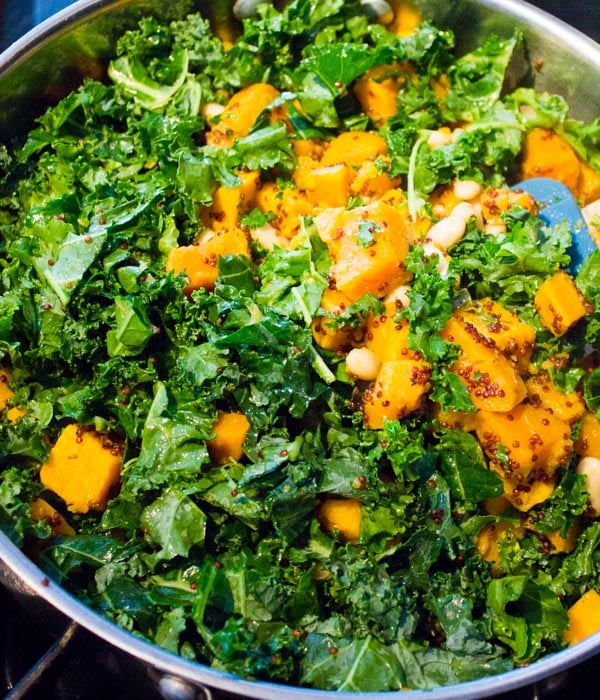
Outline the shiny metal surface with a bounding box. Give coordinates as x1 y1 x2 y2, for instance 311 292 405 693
1 0 600 138
1 1 600 698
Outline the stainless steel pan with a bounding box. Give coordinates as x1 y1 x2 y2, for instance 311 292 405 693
1 1 600 698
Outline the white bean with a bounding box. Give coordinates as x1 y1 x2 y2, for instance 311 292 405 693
345 347 381 381
384 284 412 308
471 201 484 225
427 130 452 148
450 202 480 222
198 229 216 245
484 223 507 236
250 223 288 250
453 179 482 202
426 216 466 250
577 456 600 515
202 102 225 121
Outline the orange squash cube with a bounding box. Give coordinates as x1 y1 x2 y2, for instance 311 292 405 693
30 498 76 536
207 411 251 465
544 523 579 554
363 358 431 429
501 475 556 512
440 316 527 412
475 403 573 482
166 227 251 294
353 64 415 125
534 270 589 337
317 498 361 542
476 521 525 576
577 159 600 205
363 301 413 364
39 424 123 514
317 201 411 302
526 373 585 425
0 371 25 423
575 412 600 458
200 170 260 231
311 288 356 352
350 160 400 199
564 589 600 645
206 83 282 148
454 298 536 372
294 161 354 208
520 128 581 194
481 187 537 227
320 130 388 168
389 3 422 36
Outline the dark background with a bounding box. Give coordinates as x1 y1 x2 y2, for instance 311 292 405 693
0 0 599 50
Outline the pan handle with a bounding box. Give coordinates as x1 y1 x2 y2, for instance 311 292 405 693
157 673 215 700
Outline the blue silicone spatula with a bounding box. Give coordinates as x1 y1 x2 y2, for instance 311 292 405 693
514 177 597 274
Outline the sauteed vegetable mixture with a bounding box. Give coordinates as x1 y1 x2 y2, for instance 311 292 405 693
1 0 600 690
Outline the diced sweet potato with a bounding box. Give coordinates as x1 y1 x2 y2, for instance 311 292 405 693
575 412 600 458
207 411 251 465
292 138 325 160
363 301 413 364
293 161 354 208
433 405 479 433
353 64 413 125
501 474 555 512
317 498 361 542
311 288 356 352
255 181 284 223
440 315 527 412
255 181 313 240
0 373 14 410
544 523 579 554
535 270 590 336
564 589 600 645
363 358 431 429
379 187 429 242
350 160 400 199
453 298 536 372
520 128 581 194
166 227 251 294
39 424 123 514
278 188 314 239
316 201 411 301
526 372 586 425
520 511 578 553
200 170 260 231
577 160 600 205
0 370 25 423
430 74 450 101
476 521 524 576
484 495 511 515
475 403 573 482
389 2 422 36
320 130 388 168
480 187 537 227
429 185 462 219
206 83 282 148
30 498 75 536
534 270 589 337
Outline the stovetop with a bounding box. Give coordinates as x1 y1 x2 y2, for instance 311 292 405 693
1 1 600 698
